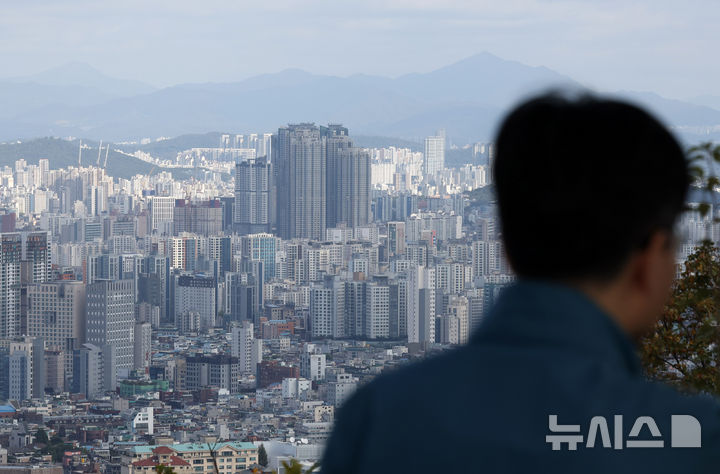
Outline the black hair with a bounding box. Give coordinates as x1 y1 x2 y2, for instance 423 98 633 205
493 92 689 281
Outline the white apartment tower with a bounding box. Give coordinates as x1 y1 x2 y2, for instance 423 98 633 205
407 265 436 344
231 321 262 375
424 131 445 177
150 196 175 235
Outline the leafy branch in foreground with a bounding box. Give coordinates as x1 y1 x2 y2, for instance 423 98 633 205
279 458 320 474
687 142 720 218
640 242 720 394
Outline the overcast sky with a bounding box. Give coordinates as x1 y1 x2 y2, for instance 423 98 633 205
1 0 718 99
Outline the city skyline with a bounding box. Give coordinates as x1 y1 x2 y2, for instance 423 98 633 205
2 2 717 471
0 110 715 470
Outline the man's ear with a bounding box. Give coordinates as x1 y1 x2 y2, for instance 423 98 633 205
627 232 671 293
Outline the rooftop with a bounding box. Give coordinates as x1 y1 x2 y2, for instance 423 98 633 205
131 441 257 455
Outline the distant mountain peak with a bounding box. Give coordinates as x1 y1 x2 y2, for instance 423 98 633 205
7 61 157 97
43 61 104 75
1 52 719 144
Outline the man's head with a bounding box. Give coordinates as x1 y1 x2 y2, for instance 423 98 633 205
494 93 689 336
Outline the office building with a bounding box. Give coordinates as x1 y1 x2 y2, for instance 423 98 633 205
27 280 86 379
72 343 115 399
0 337 45 400
173 273 216 331
86 279 135 379
185 354 239 393
45 350 65 393
173 199 222 236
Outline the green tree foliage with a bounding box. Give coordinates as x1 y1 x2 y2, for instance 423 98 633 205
258 444 268 467
40 435 73 463
279 459 320 474
686 142 720 218
155 465 177 474
35 428 49 445
640 242 720 394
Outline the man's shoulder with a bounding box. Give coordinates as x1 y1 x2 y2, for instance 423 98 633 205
349 344 720 430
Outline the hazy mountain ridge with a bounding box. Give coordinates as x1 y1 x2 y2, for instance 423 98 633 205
2 53 720 144
6 62 156 97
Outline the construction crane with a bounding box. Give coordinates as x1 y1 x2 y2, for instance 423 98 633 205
103 145 110 168
96 140 103 166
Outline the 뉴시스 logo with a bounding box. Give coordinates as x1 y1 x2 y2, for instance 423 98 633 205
546 414 702 450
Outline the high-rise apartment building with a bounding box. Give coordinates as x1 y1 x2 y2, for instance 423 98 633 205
424 131 445 177
22 231 52 284
365 283 390 339
86 279 135 379
134 322 152 371
1 231 51 339
226 272 260 323
387 222 406 258
231 320 262 375
275 124 327 240
407 265 436 344
234 157 271 235
208 236 232 276
241 233 277 282
324 125 371 229
310 286 339 339
472 240 509 277
149 197 175 235
336 148 371 228
0 233 22 339
325 125 352 229
170 236 200 271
